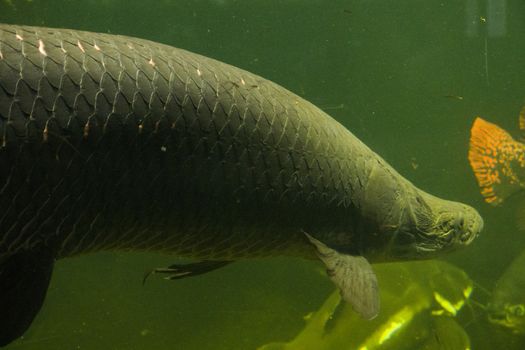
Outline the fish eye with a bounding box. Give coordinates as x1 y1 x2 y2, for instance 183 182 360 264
510 305 525 317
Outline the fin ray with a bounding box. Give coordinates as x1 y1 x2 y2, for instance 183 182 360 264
304 233 379 320
468 117 525 205
143 260 232 284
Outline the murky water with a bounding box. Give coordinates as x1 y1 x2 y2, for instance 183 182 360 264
1 0 525 349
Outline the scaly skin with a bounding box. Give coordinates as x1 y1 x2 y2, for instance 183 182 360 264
0 24 481 263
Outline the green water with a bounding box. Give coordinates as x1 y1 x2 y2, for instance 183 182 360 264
1 0 525 349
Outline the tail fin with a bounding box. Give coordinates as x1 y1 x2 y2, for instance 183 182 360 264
468 117 525 205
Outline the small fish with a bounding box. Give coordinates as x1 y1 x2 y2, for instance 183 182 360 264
488 249 525 334
468 108 525 205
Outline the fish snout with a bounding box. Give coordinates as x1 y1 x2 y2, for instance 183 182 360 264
488 309 509 326
459 205 483 245
437 203 482 248
413 200 482 256
487 303 525 332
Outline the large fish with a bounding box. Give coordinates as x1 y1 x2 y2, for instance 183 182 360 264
0 24 482 346
488 248 525 334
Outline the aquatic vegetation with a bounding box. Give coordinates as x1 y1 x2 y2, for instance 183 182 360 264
258 260 472 350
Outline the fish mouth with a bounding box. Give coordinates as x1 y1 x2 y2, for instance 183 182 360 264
488 303 525 333
424 203 482 249
488 311 514 327
399 193 483 258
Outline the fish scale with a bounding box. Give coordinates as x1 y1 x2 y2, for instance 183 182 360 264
0 24 363 259
0 24 483 346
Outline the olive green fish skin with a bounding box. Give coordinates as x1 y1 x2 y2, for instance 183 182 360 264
0 24 481 262
489 249 525 334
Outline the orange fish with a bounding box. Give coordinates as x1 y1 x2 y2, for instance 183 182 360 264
468 107 525 205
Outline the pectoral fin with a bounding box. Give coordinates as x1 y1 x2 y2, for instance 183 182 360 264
143 260 232 284
305 233 379 320
0 249 54 346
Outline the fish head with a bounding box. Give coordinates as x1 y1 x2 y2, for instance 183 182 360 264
487 251 525 335
487 302 525 334
381 191 483 260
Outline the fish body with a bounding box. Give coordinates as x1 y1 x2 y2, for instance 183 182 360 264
468 112 525 335
488 249 525 334
0 24 482 346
